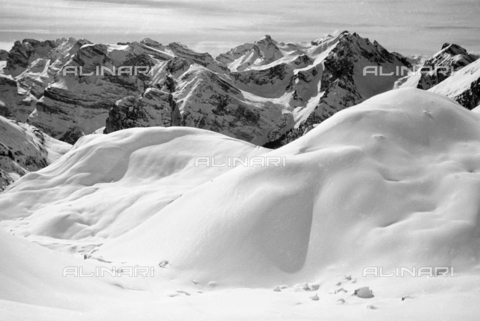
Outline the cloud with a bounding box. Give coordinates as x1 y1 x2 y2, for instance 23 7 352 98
0 0 479 56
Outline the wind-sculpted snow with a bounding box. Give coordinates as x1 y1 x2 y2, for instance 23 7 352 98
2 88 480 319
96 88 480 285
0 126 268 252
2 88 480 282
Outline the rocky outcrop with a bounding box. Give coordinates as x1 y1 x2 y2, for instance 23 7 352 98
5 39 58 77
105 87 181 132
269 32 411 146
14 38 92 98
28 42 155 143
105 32 411 147
395 43 478 92
216 43 253 66
175 67 293 145
0 75 34 121
3 32 411 146
0 115 71 190
0 50 8 61
166 42 228 73
429 59 480 110
224 35 285 72
394 43 479 110
417 43 477 90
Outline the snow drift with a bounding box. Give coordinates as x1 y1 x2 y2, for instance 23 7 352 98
97 87 480 286
2 88 480 289
0 127 268 252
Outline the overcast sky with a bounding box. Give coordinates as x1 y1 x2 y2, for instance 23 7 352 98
0 0 479 57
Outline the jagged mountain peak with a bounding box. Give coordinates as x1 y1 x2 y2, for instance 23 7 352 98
440 42 469 54
428 42 476 65
5 39 59 77
0 33 431 149
139 37 164 49
166 42 227 73
255 34 277 45
215 42 253 65
394 42 478 91
311 33 335 45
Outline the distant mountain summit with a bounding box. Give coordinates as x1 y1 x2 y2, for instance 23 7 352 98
395 43 479 109
2 32 476 147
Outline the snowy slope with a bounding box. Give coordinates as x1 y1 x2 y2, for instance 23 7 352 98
2 88 480 319
0 115 70 190
97 88 480 286
395 43 478 104
0 227 132 310
0 127 268 252
428 59 480 109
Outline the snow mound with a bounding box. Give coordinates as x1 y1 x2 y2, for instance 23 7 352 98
92 88 480 286
3 88 480 289
0 127 267 252
2 88 480 319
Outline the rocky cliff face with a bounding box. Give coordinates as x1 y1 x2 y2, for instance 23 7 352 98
0 115 71 190
0 75 32 121
0 50 8 61
394 43 479 110
429 59 480 110
28 41 162 143
105 86 181 133
394 43 478 90
5 39 58 77
416 43 477 90
262 32 412 146
2 32 411 146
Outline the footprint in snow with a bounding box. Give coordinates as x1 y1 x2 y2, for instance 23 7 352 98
158 260 169 268
176 290 191 296
335 288 347 294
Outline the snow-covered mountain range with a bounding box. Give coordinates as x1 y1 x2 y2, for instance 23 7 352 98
2 33 478 150
0 32 479 189
1 32 412 147
2 32 480 320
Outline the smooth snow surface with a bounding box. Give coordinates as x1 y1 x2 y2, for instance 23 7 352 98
1 88 480 320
